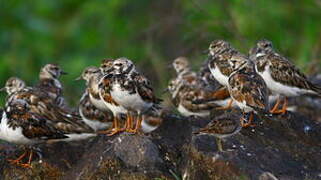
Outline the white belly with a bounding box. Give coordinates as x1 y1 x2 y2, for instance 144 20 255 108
258 67 315 97
0 112 34 145
89 94 108 111
213 98 235 107
177 104 210 117
79 109 112 131
111 84 152 113
209 65 229 86
234 99 253 113
141 119 159 133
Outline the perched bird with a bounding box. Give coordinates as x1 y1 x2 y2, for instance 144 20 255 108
227 56 269 127
194 113 242 152
0 98 96 168
36 64 68 108
167 78 233 117
102 57 161 133
1 77 94 134
99 59 128 135
198 58 222 91
140 105 163 133
78 66 114 132
171 57 201 87
249 39 321 114
207 40 244 87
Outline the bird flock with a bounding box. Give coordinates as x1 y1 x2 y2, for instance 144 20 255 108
0 39 320 168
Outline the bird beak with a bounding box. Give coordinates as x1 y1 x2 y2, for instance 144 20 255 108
162 88 169 94
202 49 209 54
61 71 68 75
75 76 82 81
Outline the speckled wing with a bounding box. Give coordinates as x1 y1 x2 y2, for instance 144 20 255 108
6 100 68 140
79 91 113 123
35 79 65 106
179 86 218 112
7 88 94 134
133 73 162 104
196 114 240 135
99 74 119 105
267 54 321 94
228 70 269 112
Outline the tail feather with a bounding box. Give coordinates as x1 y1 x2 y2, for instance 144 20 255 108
311 84 321 97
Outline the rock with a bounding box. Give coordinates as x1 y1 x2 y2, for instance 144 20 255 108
1 96 321 180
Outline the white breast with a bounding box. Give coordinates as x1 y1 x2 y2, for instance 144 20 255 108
141 119 159 133
177 103 210 117
79 108 112 131
258 65 315 97
0 112 35 145
209 64 229 86
89 94 108 111
111 84 152 113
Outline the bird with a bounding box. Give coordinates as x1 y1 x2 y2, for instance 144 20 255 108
98 59 129 135
1 77 94 135
0 98 96 168
193 113 242 152
77 66 114 132
227 56 269 127
249 39 321 114
166 78 233 117
35 64 68 108
102 57 161 133
207 40 244 87
140 105 163 133
171 57 201 87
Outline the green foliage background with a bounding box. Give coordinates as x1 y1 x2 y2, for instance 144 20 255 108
1 0 320 106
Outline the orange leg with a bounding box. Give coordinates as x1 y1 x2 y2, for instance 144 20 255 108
269 98 281 114
20 150 33 168
216 99 233 110
7 151 28 165
241 112 255 128
134 115 142 132
98 116 124 136
275 97 288 115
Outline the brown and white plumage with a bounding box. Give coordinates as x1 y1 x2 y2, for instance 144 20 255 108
2 77 94 135
78 66 114 131
194 113 242 151
208 40 246 87
36 64 68 108
249 39 321 114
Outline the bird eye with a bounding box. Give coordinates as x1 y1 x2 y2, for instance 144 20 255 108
115 63 122 66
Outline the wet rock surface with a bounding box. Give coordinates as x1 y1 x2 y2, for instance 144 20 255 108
1 90 321 179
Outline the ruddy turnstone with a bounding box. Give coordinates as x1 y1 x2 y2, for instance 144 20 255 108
172 57 199 86
194 113 242 152
36 64 68 108
167 78 233 117
249 39 321 114
208 40 245 87
78 66 114 131
140 105 163 133
0 98 95 168
2 77 94 133
104 57 161 133
98 59 129 135
227 56 269 127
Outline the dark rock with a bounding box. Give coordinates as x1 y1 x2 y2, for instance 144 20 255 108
1 96 321 180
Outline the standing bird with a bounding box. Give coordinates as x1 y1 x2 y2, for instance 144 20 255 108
103 57 161 133
0 98 96 168
249 39 321 114
98 59 128 135
227 56 269 127
77 66 114 132
36 64 68 108
207 40 244 87
194 114 242 152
